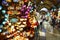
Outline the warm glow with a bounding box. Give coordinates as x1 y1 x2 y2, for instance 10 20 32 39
7 11 12 14
6 0 12 2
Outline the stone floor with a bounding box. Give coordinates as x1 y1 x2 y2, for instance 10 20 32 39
46 28 60 40
33 27 60 40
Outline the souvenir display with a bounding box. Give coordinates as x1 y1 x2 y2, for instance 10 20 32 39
0 0 60 40
0 0 38 40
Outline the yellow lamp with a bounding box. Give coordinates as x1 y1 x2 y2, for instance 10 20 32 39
6 0 12 2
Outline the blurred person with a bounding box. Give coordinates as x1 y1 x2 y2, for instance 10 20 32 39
51 12 57 28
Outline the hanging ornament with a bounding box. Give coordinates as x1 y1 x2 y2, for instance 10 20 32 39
28 6 31 10
0 13 8 27
2 1 9 6
10 18 18 23
21 8 24 12
25 11 29 14
27 9 30 12
22 5 26 8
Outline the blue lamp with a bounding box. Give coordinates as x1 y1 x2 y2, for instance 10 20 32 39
0 6 2 10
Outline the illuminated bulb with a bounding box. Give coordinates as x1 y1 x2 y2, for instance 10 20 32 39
0 25 3 28
16 27 19 29
7 35 13 38
20 18 24 21
10 26 15 32
24 18 27 20
12 29 15 32
22 25 26 27
13 0 19 2
17 22 21 24
6 0 12 2
11 26 14 29
0 29 2 32
0 6 2 10
7 36 9 38
20 33 23 36
2 21 6 24
19 28 23 31
7 35 10 38
23 22 26 24
30 34 33 37
19 25 25 27
25 38 29 40
9 23 11 26
5 14 9 18
17 31 20 33
5 18 8 21
24 5 26 7
41 1 43 4
10 18 18 23
2 33 6 35
2 10 6 13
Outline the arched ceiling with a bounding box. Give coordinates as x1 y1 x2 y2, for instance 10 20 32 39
36 0 60 10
